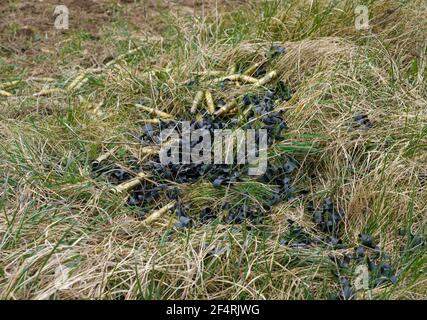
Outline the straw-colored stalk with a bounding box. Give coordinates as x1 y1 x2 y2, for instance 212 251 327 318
242 105 253 116
105 46 143 67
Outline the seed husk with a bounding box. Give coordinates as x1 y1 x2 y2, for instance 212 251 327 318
243 60 266 76
92 146 120 168
237 75 259 84
205 90 215 114
135 104 174 119
33 88 67 97
191 70 224 77
190 90 204 114
136 119 161 125
214 99 237 117
27 77 55 82
67 72 87 91
212 74 257 84
0 80 20 90
0 89 12 97
228 63 237 74
111 171 149 193
227 107 238 116
254 70 278 87
211 74 240 83
140 146 160 155
143 201 176 225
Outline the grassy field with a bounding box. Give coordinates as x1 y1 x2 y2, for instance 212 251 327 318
0 0 426 300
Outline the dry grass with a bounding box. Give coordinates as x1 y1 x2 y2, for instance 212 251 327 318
0 0 426 299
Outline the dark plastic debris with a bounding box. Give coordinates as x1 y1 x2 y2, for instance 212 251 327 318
338 277 355 300
359 233 375 248
269 45 286 59
353 114 373 129
200 208 217 224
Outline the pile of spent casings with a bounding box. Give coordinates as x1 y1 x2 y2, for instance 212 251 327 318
90 44 424 299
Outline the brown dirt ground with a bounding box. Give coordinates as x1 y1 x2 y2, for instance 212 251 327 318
0 0 242 78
